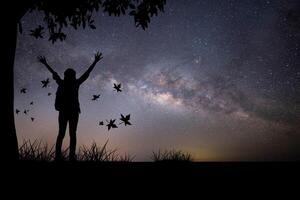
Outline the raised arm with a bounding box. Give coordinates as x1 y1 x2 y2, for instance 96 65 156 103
38 56 62 83
78 52 103 84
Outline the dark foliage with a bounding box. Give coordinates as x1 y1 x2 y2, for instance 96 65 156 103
152 149 193 162
18 139 135 162
23 0 166 43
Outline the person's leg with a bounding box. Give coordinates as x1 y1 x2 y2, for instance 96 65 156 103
55 112 68 160
69 112 79 161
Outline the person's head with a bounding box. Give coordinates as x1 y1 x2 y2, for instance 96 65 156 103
64 68 76 81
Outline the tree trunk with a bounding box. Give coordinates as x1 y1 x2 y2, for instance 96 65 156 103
0 17 19 162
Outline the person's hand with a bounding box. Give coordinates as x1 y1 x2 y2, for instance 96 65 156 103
94 52 103 63
38 56 47 65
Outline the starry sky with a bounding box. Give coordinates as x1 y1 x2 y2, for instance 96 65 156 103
14 0 300 161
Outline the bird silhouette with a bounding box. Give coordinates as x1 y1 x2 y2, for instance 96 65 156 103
92 94 100 101
99 121 104 126
16 109 20 114
48 92 52 96
41 78 50 88
31 117 35 122
30 25 44 39
113 83 122 92
106 119 118 131
20 88 27 94
30 101 34 105
24 110 29 115
119 114 132 126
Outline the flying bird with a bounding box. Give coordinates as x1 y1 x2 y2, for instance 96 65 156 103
119 114 132 126
92 94 100 101
16 109 20 114
48 92 52 96
99 121 104 126
24 110 29 115
20 88 27 93
31 117 35 122
30 101 34 105
106 119 118 131
41 78 50 88
113 83 122 92
29 25 44 39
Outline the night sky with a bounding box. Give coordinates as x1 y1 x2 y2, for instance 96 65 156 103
14 0 300 161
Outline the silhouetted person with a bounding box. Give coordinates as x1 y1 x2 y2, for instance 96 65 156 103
38 52 103 161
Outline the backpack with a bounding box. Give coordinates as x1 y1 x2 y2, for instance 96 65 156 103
55 85 63 111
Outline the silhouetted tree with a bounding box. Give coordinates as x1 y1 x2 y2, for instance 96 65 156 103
0 0 166 162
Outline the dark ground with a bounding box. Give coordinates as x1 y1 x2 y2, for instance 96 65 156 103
4 161 300 191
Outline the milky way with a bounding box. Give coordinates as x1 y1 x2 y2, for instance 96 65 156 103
14 0 300 161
